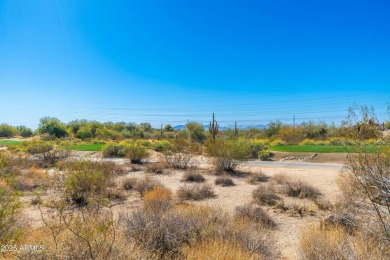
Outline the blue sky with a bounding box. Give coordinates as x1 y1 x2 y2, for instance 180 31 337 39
0 0 389 129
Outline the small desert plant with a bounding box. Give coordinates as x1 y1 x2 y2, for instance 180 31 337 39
271 173 291 185
177 184 215 201
143 186 173 214
314 198 333 211
252 184 281 206
247 172 270 184
122 177 138 191
182 171 206 183
182 238 258 260
102 143 129 158
145 162 167 174
281 180 321 199
235 204 276 228
163 152 193 169
133 177 162 196
13 167 49 191
215 177 235 187
127 145 149 164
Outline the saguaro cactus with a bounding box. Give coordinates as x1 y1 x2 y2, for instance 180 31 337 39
233 121 238 136
209 113 219 140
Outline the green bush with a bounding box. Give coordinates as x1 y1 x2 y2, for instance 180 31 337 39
102 143 129 158
205 139 251 174
64 161 110 206
248 140 268 159
258 150 271 161
0 124 16 138
24 140 70 166
127 145 149 164
151 140 172 152
0 187 21 244
37 117 68 138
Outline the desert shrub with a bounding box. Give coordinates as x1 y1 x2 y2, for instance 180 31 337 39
271 173 291 185
163 152 192 169
248 140 268 159
143 186 173 214
122 207 214 258
182 171 206 183
133 177 162 196
252 184 281 206
258 150 271 160
215 177 235 187
0 187 21 244
337 144 390 242
269 139 285 146
281 180 321 199
63 161 111 206
122 177 138 191
205 139 251 174
177 184 215 201
58 160 124 175
102 143 129 158
13 167 49 191
145 162 167 174
182 238 258 260
24 140 70 167
314 198 333 211
247 172 270 184
235 204 276 228
127 145 149 164
299 138 317 145
151 140 172 152
300 224 389 260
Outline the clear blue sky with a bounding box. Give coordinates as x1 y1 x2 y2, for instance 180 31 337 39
0 0 389 129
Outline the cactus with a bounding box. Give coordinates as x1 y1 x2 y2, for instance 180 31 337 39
233 121 238 136
209 113 219 140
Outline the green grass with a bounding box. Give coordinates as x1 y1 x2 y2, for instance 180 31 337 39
269 145 378 153
66 143 104 151
0 140 22 146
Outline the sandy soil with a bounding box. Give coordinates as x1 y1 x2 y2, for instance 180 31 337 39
18 155 343 259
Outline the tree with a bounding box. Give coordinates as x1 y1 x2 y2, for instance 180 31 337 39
37 117 68 138
140 122 152 132
264 120 282 137
185 122 206 143
15 125 33 138
0 124 16 137
163 124 174 132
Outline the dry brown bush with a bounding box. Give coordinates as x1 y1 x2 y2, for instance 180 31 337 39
215 177 235 187
235 204 276 228
177 184 215 201
280 180 321 200
143 186 173 214
247 172 270 184
182 170 206 183
300 224 389 260
163 152 193 169
252 184 282 206
145 162 168 174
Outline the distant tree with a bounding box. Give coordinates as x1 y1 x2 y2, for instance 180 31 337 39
163 124 174 132
185 122 206 143
264 120 282 137
37 117 68 138
0 124 16 137
140 122 152 132
67 119 88 135
15 125 33 138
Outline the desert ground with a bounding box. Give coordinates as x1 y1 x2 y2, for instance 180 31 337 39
17 151 344 259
